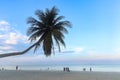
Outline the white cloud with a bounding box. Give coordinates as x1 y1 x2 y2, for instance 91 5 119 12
0 21 10 31
1 47 120 65
84 50 120 60
114 48 120 53
0 20 28 52
58 46 120 61
59 47 120 61
0 55 48 65
0 46 13 50
74 47 84 53
60 46 84 54
5 32 27 45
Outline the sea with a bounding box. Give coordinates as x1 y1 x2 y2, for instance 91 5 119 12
1 64 120 72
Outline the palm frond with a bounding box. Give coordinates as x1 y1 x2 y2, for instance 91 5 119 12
27 27 40 36
27 17 38 25
28 30 45 42
27 17 44 29
53 30 66 52
35 10 46 23
55 21 71 28
53 16 65 24
53 36 61 52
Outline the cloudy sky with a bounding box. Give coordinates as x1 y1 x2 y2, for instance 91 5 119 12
0 0 120 66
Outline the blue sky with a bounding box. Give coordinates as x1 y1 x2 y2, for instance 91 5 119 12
0 0 120 66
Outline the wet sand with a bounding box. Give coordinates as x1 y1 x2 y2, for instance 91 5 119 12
0 70 120 80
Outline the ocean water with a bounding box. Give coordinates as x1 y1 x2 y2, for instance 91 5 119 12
1 64 120 72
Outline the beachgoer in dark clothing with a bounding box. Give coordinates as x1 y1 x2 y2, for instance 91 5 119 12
16 66 18 70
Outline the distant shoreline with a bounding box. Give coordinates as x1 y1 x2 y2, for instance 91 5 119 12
1 69 120 73
1 64 120 72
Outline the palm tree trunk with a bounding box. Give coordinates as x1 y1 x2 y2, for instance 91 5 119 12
0 42 37 58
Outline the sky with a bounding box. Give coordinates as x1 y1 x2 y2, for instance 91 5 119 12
0 0 120 66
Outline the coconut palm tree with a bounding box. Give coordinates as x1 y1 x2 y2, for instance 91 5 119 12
0 6 71 58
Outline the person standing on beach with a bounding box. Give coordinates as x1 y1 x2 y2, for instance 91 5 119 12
83 68 86 71
16 66 18 70
90 67 92 72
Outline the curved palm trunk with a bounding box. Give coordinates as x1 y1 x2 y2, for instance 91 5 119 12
0 42 37 58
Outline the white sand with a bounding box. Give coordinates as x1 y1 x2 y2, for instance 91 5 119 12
0 70 120 80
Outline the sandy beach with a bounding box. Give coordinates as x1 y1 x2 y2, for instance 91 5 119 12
0 70 119 80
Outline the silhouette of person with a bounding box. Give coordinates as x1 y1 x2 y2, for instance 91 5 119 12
16 66 18 70
83 68 86 71
90 67 92 72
